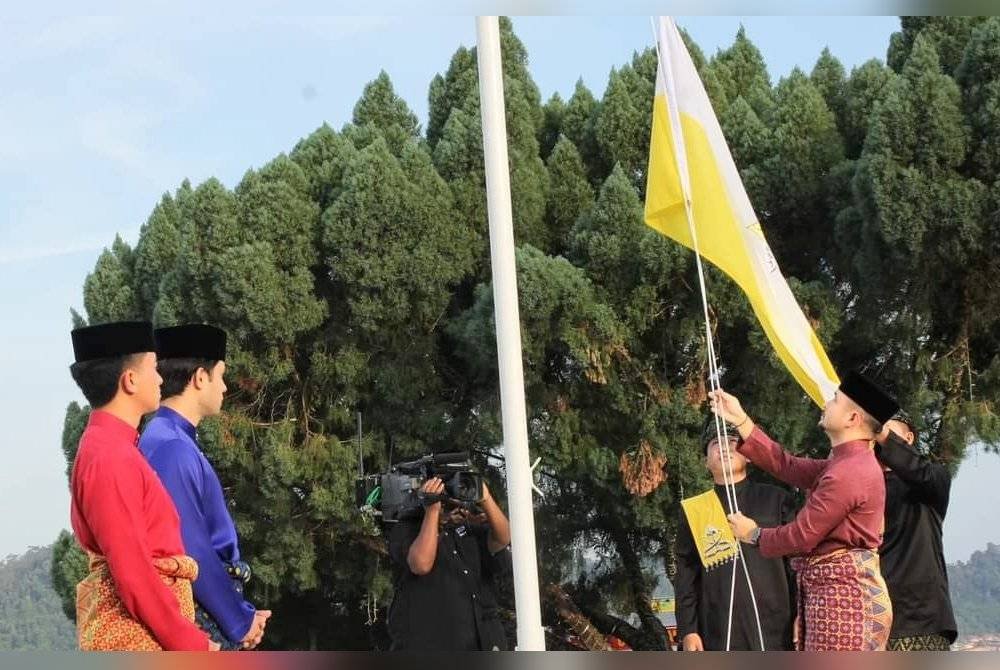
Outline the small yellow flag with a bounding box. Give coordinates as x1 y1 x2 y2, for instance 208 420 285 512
681 490 739 570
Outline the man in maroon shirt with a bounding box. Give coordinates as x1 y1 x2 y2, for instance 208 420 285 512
69 321 217 651
709 371 898 651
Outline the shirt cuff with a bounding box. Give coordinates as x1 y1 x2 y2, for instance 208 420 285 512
737 425 769 460
757 527 782 559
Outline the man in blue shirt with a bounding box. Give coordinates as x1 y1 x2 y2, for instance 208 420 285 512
140 324 271 650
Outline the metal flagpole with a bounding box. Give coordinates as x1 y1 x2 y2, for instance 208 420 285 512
475 15 546 651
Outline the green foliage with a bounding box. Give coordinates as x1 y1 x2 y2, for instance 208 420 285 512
711 26 774 119
840 59 893 159
595 50 657 192
83 236 142 323
352 70 421 145
759 68 844 279
539 93 566 159
955 18 1000 180
545 136 594 256
887 17 990 76
561 80 606 185
810 48 847 131
60 402 89 481
49 531 87 623
844 28 998 459
0 545 76 650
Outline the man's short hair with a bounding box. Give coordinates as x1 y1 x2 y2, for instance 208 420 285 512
69 353 144 408
842 393 883 434
890 409 919 445
859 409 882 435
158 357 220 399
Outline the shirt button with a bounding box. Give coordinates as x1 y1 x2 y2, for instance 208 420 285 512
463 569 469 574
472 594 477 599
453 550 458 555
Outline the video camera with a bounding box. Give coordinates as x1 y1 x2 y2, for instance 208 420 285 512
356 451 484 522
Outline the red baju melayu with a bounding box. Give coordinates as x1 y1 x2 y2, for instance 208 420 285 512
70 410 209 651
738 425 893 651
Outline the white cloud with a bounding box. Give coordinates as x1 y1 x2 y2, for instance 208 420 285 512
30 16 126 55
0 16 126 72
0 242 105 266
0 92 70 162
78 106 154 172
0 17 208 190
0 192 137 264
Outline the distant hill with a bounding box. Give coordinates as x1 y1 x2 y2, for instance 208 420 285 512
0 545 75 650
949 542 1000 636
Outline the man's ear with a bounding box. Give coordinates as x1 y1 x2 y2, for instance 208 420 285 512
191 367 207 391
121 367 139 395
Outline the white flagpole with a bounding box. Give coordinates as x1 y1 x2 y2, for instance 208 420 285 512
475 15 546 651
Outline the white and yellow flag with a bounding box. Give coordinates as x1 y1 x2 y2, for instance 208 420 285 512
644 16 839 406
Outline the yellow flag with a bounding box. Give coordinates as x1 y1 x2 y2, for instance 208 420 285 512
644 17 839 406
680 490 738 570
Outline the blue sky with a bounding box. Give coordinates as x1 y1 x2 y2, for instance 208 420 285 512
1 15 996 564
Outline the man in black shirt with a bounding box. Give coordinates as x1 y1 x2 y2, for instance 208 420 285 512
674 422 798 651
385 477 512 651
876 410 957 650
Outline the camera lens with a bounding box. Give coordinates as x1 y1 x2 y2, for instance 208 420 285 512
447 473 480 502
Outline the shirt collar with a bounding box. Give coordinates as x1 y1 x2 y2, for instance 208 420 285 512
714 477 748 493
154 405 198 441
830 438 874 458
88 409 140 448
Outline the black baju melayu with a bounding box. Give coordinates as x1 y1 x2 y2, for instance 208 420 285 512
675 479 797 651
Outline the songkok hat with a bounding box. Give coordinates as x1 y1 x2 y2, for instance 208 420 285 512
890 408 915 431
154 324 227 362
71 321 155 363
701 418 741 455
838 370 899 424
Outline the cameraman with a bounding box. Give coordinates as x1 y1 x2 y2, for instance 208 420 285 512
386 477 512 651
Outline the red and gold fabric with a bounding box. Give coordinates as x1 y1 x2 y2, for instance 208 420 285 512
791 549 892 651
77 553 199 651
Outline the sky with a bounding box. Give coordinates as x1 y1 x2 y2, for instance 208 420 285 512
1 14 998 565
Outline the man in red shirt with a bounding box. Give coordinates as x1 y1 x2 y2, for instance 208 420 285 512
710 371 898 651
69 321 217 651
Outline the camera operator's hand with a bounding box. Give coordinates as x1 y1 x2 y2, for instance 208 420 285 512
480 483 512 554
421 477 446 509
408 478 445 576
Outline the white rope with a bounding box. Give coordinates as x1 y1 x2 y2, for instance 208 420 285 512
650 16 766 652
683 190 764 652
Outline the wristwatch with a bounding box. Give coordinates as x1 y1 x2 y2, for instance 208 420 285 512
748 527 762 546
